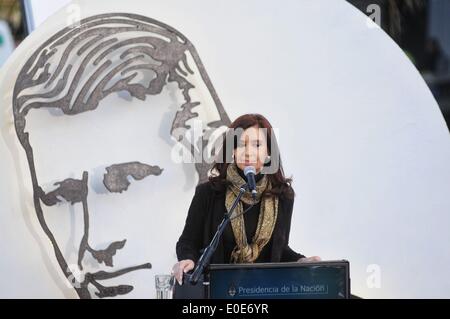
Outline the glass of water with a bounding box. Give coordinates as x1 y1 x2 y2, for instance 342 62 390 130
155 274 175 299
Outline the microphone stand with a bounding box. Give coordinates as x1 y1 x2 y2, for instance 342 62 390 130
188 183 247 285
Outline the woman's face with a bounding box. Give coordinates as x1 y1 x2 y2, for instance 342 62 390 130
234 125 269 173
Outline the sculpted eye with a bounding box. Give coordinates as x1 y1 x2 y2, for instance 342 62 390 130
39 172 88 206
103 161 163 193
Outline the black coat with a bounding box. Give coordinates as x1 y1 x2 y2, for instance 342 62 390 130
176 180 305 264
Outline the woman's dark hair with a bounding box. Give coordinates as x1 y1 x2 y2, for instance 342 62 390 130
209 113 295 200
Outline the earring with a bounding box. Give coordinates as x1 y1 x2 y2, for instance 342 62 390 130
264 155 271 164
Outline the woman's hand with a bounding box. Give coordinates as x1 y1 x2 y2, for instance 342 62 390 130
172 259 195 285
298 256 322 263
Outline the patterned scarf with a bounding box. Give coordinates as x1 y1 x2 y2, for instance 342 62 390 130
225 163 279 263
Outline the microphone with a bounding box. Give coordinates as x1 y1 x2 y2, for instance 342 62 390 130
243 166 257 199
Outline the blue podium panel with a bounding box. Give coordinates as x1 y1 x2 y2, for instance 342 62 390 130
207 261 350 299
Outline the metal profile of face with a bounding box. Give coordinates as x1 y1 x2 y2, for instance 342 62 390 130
12 13 230 298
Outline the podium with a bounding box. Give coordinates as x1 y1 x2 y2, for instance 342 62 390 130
174 260 350 299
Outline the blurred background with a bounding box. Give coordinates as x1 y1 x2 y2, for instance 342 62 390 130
0 0 449 128
349 0 450 130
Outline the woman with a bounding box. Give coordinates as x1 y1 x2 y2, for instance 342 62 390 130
173 114 320 285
